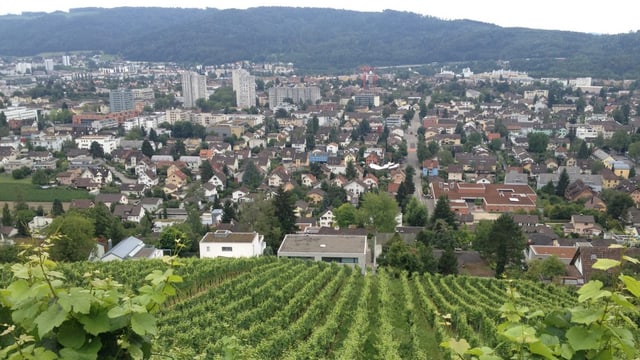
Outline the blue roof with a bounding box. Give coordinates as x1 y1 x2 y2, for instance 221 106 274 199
103 236 144 260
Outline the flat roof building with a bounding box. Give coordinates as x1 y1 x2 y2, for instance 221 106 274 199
278 234 368 273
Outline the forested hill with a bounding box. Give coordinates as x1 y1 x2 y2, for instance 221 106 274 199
2 6 640 77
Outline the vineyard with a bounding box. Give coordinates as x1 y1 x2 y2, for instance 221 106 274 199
0 257 578 359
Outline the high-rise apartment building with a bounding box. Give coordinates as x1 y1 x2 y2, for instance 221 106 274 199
109 88 135 113
62 55 71 66
268 86 321 108
44 59 54 72
232 69 256 109
181 71 207 108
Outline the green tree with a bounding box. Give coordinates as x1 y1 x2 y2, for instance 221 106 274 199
577 140 591 159
359 191 399 233
524 255 566 281
431 195 457 229
556 167 570 197
527 132 549 153
607 130 630 153
237 198 281 254
628 141 640 163
89 141 104 159
242 161 263 190
477 213 527 277
86 203 125 244
405 197 428 227
541 180 556 196
272 187 296 237
221 200 237 223
2 203 11 226
345 160 357 180
377 234 419 273
47 213 96 262
404 165 416 195
158 226 189 255
333 203 359 229
438 245 458 275
395 181 409 212
31 169 49 185
141 139 154 158
200 160 214 184
600 189 634 220
14 209 35 236
51 199 64 217
437 150 454 166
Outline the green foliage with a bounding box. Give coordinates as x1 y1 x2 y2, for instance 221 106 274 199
444 250 640 360
272 187 296 240
600 189 635 221
141 140 154 158
11 166 32 180
431 195 457 229
438 245 459 275
89 141 104 159
405 197 428 226
1 203 11 226
199 160 214 184
47 213 96 262
527 132 549 153
524 256 566 281
51 199 64 217
475 214 526 277
30 169 49 186
359 191 399 233
378 235 438 274
556 168 570 197
0 238 183 359
242 161 263 190
333 203 359 229
197 86 236 112
158 226 190 255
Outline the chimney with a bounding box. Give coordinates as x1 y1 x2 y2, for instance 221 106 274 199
107 239 113 250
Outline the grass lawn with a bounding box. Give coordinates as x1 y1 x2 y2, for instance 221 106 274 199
0 175 93 202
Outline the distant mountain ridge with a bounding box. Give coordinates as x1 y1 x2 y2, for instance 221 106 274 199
1 7 640 77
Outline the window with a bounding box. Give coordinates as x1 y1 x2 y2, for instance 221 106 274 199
206 246 210 252
222 246 232 252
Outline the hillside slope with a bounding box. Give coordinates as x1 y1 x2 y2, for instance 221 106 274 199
1 7 640 77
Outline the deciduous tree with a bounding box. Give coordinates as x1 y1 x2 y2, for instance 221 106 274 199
359 191 399 233
47 213 96 262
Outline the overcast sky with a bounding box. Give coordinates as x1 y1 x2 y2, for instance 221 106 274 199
2 1 637 35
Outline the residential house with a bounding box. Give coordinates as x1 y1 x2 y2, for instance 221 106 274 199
119 183 146 197
140 198 163 213
113 204 145 223
448 165 464 182
69 199 95 210
138 170 159 187
564 179 594 201
277 234 368 273
362 173 379 189
166 165 188 189
199 230 265 258
306 189 326 205
203 182 218 201
100 236 163 261
268 166 291 187
208 170 227 191
319 209 335 228
563 215 602 237
526 245 577 264
300 173 318 187
422 159 439 177
232 187 251 203
600 168 620 189
95 193 128 208
344 180 367 200
570 246 640 282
